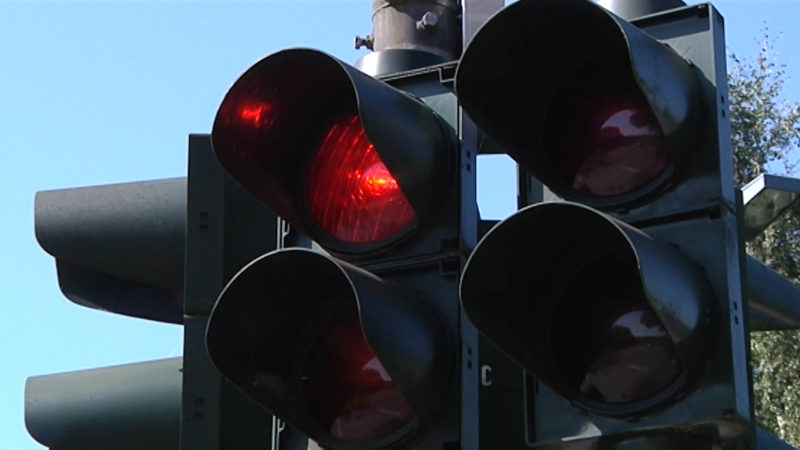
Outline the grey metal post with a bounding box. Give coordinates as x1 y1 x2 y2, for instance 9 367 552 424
356 0 461 76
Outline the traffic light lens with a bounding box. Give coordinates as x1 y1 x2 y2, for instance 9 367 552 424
547 55 670 200
302 309 415 442
551 251 683 406
305 114 418 245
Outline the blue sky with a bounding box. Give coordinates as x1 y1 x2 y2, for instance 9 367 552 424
2 1 799 449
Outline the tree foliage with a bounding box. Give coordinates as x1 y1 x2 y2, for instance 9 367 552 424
728 30 800 447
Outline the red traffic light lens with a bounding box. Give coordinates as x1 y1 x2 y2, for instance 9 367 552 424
305 114 418 245
551 251 683 409
546 54 671 202
302 309 415 442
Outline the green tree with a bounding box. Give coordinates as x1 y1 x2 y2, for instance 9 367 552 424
728 30 800 447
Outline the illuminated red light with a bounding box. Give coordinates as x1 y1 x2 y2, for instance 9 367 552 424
302 310 415 441
305 114 417 245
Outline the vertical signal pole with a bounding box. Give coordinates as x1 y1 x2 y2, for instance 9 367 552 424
355 0 461 76
362 2 511 448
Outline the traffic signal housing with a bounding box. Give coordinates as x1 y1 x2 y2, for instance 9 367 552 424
205 49 462 449
457 0 708 212
210 48 453 256
25 358 182 450
27 179 187 450
457 0 749 447
27 136 281 450
34 178 186 324
206 248 453 448
461 202 717 417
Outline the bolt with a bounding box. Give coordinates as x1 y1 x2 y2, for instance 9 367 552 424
416 11 439 30
354 34 374 50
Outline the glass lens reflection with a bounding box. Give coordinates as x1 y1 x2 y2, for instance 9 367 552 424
545 52 671 198
550 251 682 405
301 310 415 441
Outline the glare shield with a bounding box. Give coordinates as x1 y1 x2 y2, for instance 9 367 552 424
206 249 453 448
211 49 451 253
34 180 186 324
455 0 705 209
459 202 716 416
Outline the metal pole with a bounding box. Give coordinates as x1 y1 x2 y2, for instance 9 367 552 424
355 0 461 76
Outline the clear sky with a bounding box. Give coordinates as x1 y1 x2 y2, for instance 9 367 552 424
2 1 799 449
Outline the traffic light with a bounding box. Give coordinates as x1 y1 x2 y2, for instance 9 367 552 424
457 0 750 447
27 136 280 450
25 358 182 450
205 48 463 449
27 178 187 450
34 178 186 324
